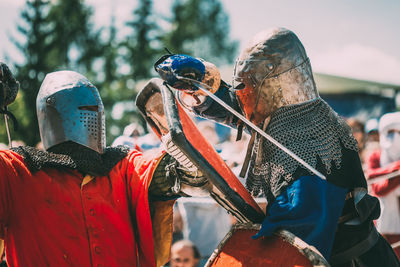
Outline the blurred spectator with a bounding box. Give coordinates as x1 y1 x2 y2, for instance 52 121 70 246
365 118 380 143
346 118 365 151
219 129 250 177
136 128 161 155
176 198 232 266
196 120 220 151
363 118 380 167
346 118 366 164
111 122 145 150
10 140 25 147
172 203 184 244
35 141 44 150
0 141 25 149
170 240 200 267
366 112 400 258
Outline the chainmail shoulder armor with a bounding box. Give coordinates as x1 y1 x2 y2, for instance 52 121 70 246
11 141 129 176
246 98 359 202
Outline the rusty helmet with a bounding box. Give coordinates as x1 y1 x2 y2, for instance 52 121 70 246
233 28 319 126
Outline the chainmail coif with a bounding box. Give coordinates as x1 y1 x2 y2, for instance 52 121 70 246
12 141 129 176
245 98 358 203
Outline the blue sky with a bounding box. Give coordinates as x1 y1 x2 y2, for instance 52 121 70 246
1 0 399 84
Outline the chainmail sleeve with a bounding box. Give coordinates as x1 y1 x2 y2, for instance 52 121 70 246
245 98 360 203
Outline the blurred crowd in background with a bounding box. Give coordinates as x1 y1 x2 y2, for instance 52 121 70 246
1 111 400 267
0 0 399 266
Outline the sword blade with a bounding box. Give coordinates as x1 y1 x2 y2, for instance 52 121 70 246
176 76 326 180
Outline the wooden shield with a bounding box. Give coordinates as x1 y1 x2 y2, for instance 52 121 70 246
136 78 265 223
206 224 330 267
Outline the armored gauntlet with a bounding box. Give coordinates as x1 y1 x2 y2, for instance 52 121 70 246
149 152 212 199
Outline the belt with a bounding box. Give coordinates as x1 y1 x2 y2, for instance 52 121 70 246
337 192 357 224
330 226 379 265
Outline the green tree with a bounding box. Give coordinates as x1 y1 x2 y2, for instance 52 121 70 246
108 0 164 139
1 0 239 146
46 0 104 74
7 0 105 146
163 0 238 65
97 17 139 143
9 0 53 146
124 0 162 81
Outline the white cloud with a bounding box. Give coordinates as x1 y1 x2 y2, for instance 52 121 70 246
311 43 400 85
0 0 25 7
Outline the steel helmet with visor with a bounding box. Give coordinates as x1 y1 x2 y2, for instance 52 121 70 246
36 71 106 153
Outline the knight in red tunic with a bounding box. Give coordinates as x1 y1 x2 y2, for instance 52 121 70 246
0 68 209 267
367 112 400 259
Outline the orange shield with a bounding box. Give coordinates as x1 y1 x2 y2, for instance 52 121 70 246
206 224 329 267
136 78 264 223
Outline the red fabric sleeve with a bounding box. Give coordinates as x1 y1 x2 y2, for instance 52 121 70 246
371 176 400 196
134 144 142 152
367 160 400 179
367 150 381 170
117 149 167 267
366 150 400 196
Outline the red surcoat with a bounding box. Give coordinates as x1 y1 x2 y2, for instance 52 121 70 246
0 149 173 267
